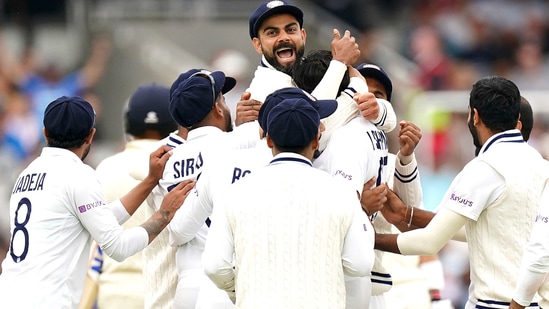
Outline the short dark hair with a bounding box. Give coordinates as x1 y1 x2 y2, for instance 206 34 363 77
124 113 177 138
469 76 520 133
274 144 308 154
292 50 349 95
519 96 534 141
45 132 90 149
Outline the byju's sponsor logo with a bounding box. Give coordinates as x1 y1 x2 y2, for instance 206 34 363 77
335 170 352 181
449 193 473 207
535 214 549 224
78 201 105 213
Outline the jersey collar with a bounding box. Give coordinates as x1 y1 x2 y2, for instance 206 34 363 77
479 129 524 155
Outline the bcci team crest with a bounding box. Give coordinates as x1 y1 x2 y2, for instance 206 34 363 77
267 1 285 9
144 111 159 124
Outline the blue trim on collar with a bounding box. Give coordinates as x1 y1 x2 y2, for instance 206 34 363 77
270 157 312 167
480 131 524 154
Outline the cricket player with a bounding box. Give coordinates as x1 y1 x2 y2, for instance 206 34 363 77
154 68 260 309
203 97 374 308
169 86 339 307
375 76 549 309
246 0 360 104
292 50 396 153
79 84 178 309
0 96 194 309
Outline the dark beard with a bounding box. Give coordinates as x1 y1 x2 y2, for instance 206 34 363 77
224 109 233 132
81 143 91 161
468 116 482 156
263 42 305 74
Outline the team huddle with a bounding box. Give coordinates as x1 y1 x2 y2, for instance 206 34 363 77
1 1 549 309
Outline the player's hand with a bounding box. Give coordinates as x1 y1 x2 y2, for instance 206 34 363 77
399 121 422 157
331 29 360 66
159 179 196 221
355 92 380 121
360 177 388 215
235 91 261 126
380 189 408 225
348 66 366 81
146 145 173 183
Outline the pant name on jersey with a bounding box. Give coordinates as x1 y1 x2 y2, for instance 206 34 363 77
12 172 47 194
232 167 251 184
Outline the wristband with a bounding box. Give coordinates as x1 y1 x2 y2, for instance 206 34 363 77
407 206 414 228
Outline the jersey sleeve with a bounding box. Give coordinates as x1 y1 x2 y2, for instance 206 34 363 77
397 207 469 255
371 99 396 133
392 152 423 207
167 178 212 246
311 60 347 100
75 169 148 262
202 198 236 293
440 160 504 221
342 204 375 277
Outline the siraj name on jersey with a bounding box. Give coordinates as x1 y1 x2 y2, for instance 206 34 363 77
172 152 204 179
12 172 47 194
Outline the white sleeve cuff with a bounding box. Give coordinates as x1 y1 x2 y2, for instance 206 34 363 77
512 268 545 306
108 199 131 224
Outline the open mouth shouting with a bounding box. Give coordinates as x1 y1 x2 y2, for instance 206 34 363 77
274 43 297 67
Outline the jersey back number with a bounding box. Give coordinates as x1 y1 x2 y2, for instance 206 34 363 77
9 197 32 263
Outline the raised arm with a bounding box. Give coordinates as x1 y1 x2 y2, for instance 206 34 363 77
311 29 360 100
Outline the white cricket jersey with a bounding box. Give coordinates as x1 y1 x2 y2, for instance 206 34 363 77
151 123 258 309
319 77 396 154
143 132 185 309
422 130 546 309
94 139 159 309
169 140 272 308
155 124 259 270
203 152 375 309
0 147 149 309
313 115 389 308
314 116 389 195
370 152 423 302
513 181 549 308
169 139 272 247
246 56 345 103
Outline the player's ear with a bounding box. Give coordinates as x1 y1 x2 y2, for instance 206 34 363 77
213 101 224 118
311 132 320 151
85 128 97 145
301 28 306 44
472 108 481 125
516 119 523 131
252 38 263 55
266 135 274 149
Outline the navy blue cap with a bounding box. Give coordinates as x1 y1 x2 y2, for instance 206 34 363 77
356 63 393 101
249 0 303 39
258 87 337 131
124 84 176 136
169 69 236 128
267 98 320 147
43 96 95 139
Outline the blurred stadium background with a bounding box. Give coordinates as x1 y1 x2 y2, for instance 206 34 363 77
1 1 549 307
